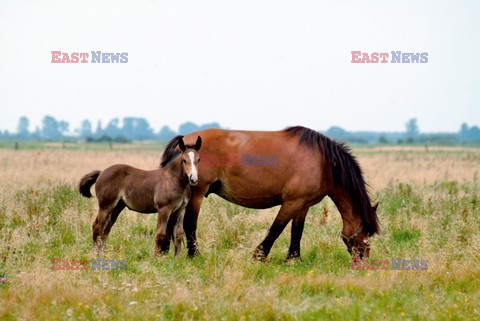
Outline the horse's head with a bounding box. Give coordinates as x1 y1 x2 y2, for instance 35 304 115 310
341 202 379 259
178 136 202 186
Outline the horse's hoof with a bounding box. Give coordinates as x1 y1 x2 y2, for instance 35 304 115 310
252 247 267 262
187 249 200 258
284 254 302 264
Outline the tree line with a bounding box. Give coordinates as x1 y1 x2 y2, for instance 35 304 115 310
3 116 220 142
2 116 479 145
324 118 480 145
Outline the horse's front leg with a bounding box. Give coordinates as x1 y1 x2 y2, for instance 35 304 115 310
173 207 186 257
153 206 173 257
184 190 206 258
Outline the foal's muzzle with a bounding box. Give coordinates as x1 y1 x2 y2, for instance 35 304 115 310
189 175 198 186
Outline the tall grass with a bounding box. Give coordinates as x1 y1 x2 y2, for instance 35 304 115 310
0 148 479 320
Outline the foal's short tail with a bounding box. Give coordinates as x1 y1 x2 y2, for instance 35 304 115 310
79 170 101 198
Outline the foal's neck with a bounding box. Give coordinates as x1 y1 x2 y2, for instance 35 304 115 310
164 155 189 187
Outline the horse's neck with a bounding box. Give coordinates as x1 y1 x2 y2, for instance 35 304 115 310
329 188 361 233
163 157 188 187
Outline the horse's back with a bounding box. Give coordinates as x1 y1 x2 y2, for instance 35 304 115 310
181 128 325 207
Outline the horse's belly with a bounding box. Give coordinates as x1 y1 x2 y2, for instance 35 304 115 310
209 180 282 209
220 194 282 209
122 192 157 214
123 199 157 214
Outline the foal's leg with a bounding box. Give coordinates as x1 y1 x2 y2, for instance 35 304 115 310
92 209 108 252
253 200 306 261
286 207 310 262
160 211 178 253
92 201 125 252
153 206 173 257
173 208 186 257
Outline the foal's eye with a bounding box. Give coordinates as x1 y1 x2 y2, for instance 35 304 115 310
198 158 201 162
183 159 186 163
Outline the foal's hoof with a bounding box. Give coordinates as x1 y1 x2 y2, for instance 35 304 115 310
252 247 267 262
153 250 169 258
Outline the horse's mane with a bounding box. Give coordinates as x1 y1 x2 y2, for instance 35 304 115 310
160 136 183 167
285 126 380 236
160 135 198 168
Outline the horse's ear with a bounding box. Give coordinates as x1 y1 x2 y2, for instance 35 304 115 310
194 136 202 151
372 202 379 211
178 136 186 152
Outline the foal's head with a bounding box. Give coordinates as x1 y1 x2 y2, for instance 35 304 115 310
178 136 202 186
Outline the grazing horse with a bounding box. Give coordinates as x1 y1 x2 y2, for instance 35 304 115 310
79 136 202 257
160 126 379 261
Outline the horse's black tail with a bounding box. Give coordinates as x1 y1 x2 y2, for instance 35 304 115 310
79 170 101 198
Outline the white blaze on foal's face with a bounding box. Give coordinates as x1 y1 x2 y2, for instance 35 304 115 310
185 151 199 185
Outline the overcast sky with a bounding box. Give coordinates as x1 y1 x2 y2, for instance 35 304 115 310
0 0 479 134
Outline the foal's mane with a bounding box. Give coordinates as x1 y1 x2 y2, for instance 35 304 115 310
285 126 380 236
160 135 198 168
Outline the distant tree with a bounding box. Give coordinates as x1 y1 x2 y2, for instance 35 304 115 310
58 120 69 136
178 122 200 135
104 118 120 137
458 123 480 143
134 118 154 140
199 122 221 130
158 125 176 141
95 120 103 135
17 116 30 137
122 117 154 140
42 115 62 139
378 134 388 144
122 117 136 138
460 123 468 136
326 126 348 138
405 118 419 140
79 119 92 137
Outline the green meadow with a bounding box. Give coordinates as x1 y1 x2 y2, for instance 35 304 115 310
0 146 479 320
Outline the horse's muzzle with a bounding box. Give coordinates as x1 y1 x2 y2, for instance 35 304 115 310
189 175 198 186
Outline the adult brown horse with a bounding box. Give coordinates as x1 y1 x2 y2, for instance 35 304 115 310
160 126 379 261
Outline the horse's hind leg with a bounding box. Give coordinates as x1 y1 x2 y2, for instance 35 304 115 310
286 207 310 262
92 201 125 252
253 200 306 261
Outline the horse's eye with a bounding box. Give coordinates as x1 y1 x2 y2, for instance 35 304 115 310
198 158 201 162
183 159 186 163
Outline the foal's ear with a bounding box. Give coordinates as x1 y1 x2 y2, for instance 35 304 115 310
372 202 379 211
194 136 202 151
178 136 186 152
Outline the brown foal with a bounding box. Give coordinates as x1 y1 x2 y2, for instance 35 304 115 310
79 136 202 257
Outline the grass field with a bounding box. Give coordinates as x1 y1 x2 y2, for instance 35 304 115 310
0 144 479 320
